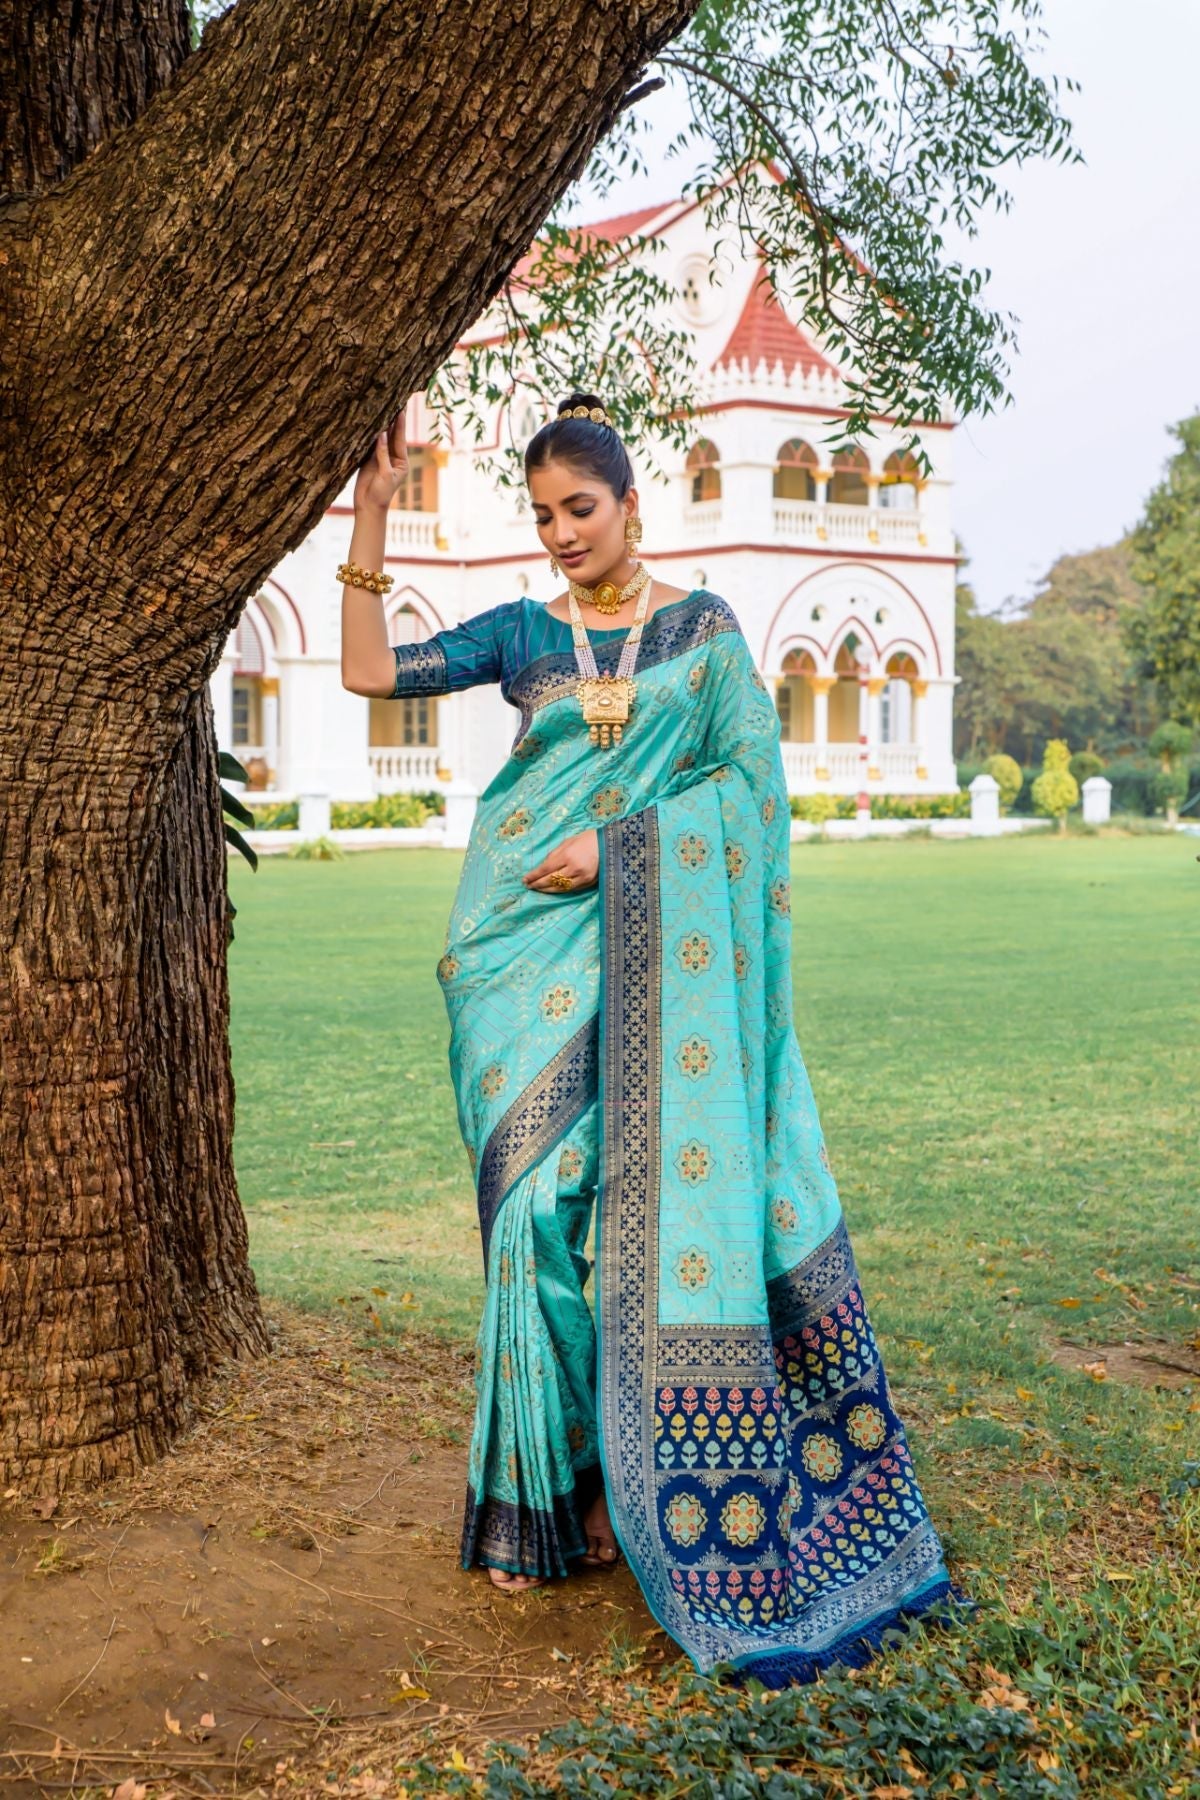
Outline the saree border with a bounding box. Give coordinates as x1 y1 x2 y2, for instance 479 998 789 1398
595 805 969 1681
461 1461 605 1578
392 638 449 697
476 1013 599 1268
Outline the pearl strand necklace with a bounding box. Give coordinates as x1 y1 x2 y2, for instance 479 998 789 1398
566 577 654 748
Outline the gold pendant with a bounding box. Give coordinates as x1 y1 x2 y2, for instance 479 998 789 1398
591 581 622 615
577 674 635 748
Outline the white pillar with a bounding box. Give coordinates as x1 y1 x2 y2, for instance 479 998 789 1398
260 676 280 788
911 679 928 780
210 635 239 754
866 676 885 779
298 792 331 838
969 772 1001 836
810 677 834 779
274 653 375 801
443 778 478 848
1082 776 1112 825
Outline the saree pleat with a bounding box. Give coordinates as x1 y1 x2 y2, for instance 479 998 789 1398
426 591 973 1680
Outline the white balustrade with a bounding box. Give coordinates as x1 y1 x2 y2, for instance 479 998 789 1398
771 501 921 546
384 509 442 553
368 746 444 790
682 500 723 536
779 742 924 788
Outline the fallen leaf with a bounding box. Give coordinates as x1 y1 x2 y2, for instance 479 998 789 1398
199 1712 216 1728
164 1707 181 1735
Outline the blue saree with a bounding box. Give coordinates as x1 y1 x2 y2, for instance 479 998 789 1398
391 590 973 1685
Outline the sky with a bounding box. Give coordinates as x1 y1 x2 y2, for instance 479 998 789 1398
564 0 1200 618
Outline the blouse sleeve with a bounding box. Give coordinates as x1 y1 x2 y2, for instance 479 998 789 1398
390 603 513 698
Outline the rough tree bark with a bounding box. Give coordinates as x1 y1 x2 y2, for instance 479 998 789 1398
0 0 700 1492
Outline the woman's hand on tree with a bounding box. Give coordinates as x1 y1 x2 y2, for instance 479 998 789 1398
353 409 409 513
523 829 600 893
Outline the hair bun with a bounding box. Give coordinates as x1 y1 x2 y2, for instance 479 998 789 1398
557 390 611 426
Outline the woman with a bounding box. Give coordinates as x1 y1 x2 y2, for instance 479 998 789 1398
340 395 972 1685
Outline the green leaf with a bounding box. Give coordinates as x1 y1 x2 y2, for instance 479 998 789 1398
224 821 258 873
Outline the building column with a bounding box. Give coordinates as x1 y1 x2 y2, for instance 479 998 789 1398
210 635 239 753
810 675 835 778
866 676 886 778
273 653 375 801
911 678 928 780
260 675 280 788
812 469 832 541
865 472 882 544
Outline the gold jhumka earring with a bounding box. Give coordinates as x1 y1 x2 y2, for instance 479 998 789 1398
549 555 560 577
625 515 643 549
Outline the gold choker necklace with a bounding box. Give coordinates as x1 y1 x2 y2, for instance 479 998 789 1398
567 561 649 616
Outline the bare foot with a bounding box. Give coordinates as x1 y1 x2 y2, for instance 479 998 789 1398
579 1489 621 1569
486 1566 543 1593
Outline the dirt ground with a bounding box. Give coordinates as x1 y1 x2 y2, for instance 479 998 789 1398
4 1303 1197 1799
0 1299 670 1800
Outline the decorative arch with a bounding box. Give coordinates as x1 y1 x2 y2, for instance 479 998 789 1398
686 436 721 503
880 449 921 511
385 584 447 639
828 445 870 506
761 563 943 677
773 438 818 502
255 580 307 658
373 586 446 754
774 644 818 743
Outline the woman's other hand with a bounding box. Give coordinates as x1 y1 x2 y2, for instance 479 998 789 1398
524 829 600 893
353 409 409 513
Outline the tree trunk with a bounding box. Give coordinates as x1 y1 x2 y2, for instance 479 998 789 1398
0 0 700 1493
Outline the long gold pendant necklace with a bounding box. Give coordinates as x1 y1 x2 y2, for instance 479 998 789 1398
568 571 653 749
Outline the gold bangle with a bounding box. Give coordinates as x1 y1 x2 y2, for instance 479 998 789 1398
337 560 393 595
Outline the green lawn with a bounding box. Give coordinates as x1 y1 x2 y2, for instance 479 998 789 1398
228 833 1200 1794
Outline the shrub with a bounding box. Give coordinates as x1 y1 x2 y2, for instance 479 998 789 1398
1031 738 1080 830
871 792 971 819
286 835 345 862
791 793 840 826
331 791 441 829
982 753 1023 812
246 799 299 830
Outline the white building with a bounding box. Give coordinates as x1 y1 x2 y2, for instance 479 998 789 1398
212 181 959 822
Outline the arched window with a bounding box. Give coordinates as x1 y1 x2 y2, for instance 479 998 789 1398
390 445 440 514
773 439 818 502
828 446 870 506
686 438 722 503
828 634 863 742
881 653 918 743
775 648 816 742
370 605 439 750
879 450 921 512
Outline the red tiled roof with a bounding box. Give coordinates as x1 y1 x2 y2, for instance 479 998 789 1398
509 199 675 284
714 258 835 378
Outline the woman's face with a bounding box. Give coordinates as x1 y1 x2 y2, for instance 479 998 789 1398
528 458 638 583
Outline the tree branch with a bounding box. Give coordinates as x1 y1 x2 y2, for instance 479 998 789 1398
2 0 701 685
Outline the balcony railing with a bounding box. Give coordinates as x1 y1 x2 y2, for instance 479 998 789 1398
780 743 924 788
772 501 923 546
385 509 443 553
368 746 444 790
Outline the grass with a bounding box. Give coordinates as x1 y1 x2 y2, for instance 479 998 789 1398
227 834 1200 1795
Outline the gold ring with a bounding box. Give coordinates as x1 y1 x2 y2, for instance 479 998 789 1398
547 871 574 891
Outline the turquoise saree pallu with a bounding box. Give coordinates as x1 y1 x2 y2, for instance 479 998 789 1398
399 590 974 1683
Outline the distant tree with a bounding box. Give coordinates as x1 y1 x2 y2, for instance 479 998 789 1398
952 557 1031 758
1031 738 1079 832
983 752 1022 812
1125 415 1200 729
1147 721 1194 825
955 539 1156 763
